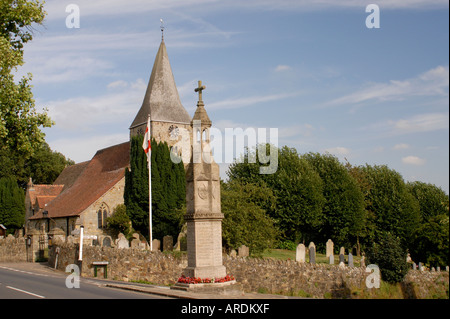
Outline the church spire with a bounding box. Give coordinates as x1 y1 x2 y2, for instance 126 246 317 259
129 36 191 136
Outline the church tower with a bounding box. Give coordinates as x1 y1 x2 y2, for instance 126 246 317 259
129 39 192 154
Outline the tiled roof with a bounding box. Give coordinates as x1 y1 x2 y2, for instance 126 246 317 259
29 141 130 220
53 160 90 191
28 185 64 209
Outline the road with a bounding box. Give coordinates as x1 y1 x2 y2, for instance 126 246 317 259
0 263 171 299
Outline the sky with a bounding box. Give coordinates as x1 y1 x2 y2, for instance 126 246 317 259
17 0 449 193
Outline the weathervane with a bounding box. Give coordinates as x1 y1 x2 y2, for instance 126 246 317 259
160 18 165 41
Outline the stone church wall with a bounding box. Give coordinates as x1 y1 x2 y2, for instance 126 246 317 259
80 178 125 236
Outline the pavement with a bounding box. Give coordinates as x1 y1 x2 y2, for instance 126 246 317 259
2 262 296 299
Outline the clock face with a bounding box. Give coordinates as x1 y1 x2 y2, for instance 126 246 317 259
168 125 179 139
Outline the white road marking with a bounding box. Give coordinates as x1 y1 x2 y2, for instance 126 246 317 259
6 286 45 298
0 266 49 277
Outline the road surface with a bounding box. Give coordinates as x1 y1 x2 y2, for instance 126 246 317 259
0 263 170 299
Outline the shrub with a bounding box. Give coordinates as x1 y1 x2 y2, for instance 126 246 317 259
366 232 409 283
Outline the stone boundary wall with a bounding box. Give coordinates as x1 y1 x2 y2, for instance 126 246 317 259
47 243 449 298
48 242 186 286
0 236 28 263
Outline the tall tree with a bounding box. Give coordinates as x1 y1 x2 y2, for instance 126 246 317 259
124 135 185 242
406 181 449 222
302 153 366 249
1 0 53 179
0 176 25 230
227 145 325 243
221 180 279 255
360 164 421 249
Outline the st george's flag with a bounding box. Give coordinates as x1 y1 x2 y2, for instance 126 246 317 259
142 116 151 162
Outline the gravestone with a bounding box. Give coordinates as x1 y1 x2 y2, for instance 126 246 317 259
418 262 423 271
329 254 334 265
116 233 129 249
163 235 173 252
308 242 316 264
152 239 160 251
446 266 449 272
102 236 112 247
238 245 249 257
326 239 334 258
339 246 345 256
131 238 141 249
348 253 354 267
296 244 306 263
229 249 237 258
339 253 345 264
360 253 365 268
412 262 417 270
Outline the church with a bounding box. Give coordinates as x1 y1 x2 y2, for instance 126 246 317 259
25 37 196 248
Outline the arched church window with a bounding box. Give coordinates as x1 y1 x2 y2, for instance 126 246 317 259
97 203 109 229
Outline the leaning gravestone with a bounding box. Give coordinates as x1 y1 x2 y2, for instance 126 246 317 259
296 244 306 263
326 239 334 258
163 235 173 252
308 242 316 264
116 233 129 249
348 253 354 267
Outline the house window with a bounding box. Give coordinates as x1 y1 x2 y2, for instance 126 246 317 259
97 203 109 229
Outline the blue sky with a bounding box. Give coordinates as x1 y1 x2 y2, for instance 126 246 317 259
18 0 449 193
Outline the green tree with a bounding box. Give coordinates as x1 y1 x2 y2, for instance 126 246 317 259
410 214 449 267
0 176 25 230
366 232 409 284
360 164 421 249
221 180 279 255
106 204 132 238
1 0 53 179
302 152 366 249
124 135 185 242
227 145 325 243
406 181 449 222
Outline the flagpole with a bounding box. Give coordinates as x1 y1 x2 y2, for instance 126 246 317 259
148 115 153 251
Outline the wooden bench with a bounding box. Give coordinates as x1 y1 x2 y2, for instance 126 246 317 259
92 261 109 278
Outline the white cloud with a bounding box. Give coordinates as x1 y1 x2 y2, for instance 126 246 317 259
402 155 426 166
42 0 448 22
328 65 449 106
274 65 291 72
41 79 146 131
390 112 449 134
48 133 129 163
393 143 410 150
